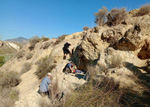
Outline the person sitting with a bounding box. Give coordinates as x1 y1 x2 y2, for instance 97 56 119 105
63 42 72 59
63 61 75 74
39 73 52 98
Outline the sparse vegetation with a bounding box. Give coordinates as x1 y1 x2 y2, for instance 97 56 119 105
94 7 108 26
0 56 5 67
26 52 33 60
53 34 68 45
29 36 41 50
41 36 49 42
83 26 90 31
65 78 122 107
21 63 31 74
137 4 150 16
107 8 128 26
0 71 21 88
36 55 56 79
108 53 123 68
0 71 20 106
16 50 25 59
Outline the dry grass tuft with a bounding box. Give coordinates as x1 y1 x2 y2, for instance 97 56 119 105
21 62 31 74
137 4 150 16
36 55 56 79
107 8 128 26
94 7 108 26
65 78 122 107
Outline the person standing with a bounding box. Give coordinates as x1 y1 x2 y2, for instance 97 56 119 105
63 42 72 59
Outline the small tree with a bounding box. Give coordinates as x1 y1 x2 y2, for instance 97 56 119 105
94 7 108 26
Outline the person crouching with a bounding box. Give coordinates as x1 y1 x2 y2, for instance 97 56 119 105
39 73 52 98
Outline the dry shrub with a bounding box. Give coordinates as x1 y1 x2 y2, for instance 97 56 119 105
64 78 122 107
83 26 90 31
36 55 56 79
108 53 123 68
107 8 128 26
0 71 20 106
0 71 21 88
43 42 51 49
26 52 33 60
21 63 31 74
49 76 59 105
94 7 108 26
29 36 41 50
137 4 150 16
41 36 49 42
15 50 25 59
53 34 68 45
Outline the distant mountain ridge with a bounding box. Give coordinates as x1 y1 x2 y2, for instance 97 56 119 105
5 37 29 45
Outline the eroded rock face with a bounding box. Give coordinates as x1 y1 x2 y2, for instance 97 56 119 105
101 28 123 45
77 33 102 70
114 24 148 51
138 41 150 59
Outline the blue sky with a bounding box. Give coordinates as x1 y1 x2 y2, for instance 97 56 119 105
0 0 149 40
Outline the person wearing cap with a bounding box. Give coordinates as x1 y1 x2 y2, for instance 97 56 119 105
39 73 52 97
63 61 76 74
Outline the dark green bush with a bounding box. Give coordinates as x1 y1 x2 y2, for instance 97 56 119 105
0 56 5 67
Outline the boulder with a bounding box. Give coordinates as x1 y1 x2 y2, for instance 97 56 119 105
77 33 102 71
114 23 150 51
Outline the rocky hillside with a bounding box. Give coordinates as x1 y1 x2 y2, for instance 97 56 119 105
0 8 150 107
0 40 20 55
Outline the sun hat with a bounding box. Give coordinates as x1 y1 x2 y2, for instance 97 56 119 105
47 73 52 76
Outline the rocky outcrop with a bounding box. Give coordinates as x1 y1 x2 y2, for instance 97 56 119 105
138 40 150 59
114 24 149 51
101 28 124 45
77 32 109 71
